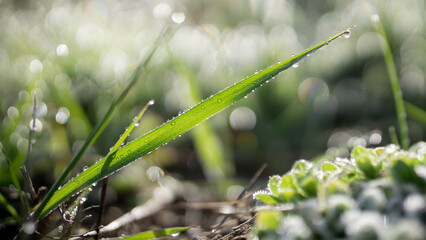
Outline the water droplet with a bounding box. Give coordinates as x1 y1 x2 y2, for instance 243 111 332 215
371 14 380 24
29 59 43 73
7 106 19 119
229 107 257 131
292 62 299 68
127 150 131 154
83 166 88 171
148 99 155 105
56 107 70 124
171 121 176 126
63 211 71 221
369 133 382 145
22 221 35 234
343 30 351 39
56 44 69 57
29 119 43 132
146 166 165 182
171 12 185 24
153 3 172 19
217 98 222 103
134 123 139 127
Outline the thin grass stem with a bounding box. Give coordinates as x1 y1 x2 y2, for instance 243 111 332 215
374 15 409 149
20 94 37 202
388 126 400 146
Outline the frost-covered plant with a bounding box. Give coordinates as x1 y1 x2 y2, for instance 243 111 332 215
251 142 426 240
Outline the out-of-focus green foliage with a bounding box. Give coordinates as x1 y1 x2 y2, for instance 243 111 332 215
1 0 424 186
252 142 426 239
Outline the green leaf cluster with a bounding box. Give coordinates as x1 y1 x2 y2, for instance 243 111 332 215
252 142 426 240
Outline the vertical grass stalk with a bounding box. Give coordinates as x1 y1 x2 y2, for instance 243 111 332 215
373 14 409 149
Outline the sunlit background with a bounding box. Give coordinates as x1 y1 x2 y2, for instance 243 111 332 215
0 0 425 220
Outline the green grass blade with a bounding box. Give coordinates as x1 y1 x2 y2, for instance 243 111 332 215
110 100 155 153
109 227 190 240
0 192 20 223
94 100 153 233
35 26 353 219
373 15 409 149
0 144 28 216
389 126 400 146
405 101 426 127
31 24 170 220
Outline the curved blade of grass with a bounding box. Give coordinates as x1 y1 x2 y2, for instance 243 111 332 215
405 101 426 127
373 15 409 149
109 227 190 240
31 23 170 221
35 26 354 219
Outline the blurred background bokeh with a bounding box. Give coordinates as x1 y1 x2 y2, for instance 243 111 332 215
0 0 425 217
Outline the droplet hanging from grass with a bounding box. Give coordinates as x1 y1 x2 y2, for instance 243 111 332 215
146 166 165 182
343 30 351 39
